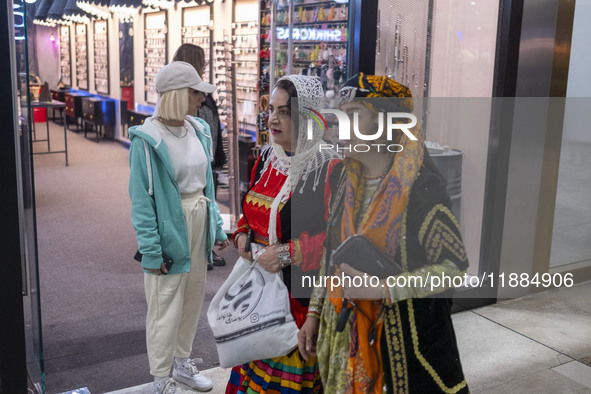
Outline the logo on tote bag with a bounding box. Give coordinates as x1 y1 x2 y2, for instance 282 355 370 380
218 269 264 323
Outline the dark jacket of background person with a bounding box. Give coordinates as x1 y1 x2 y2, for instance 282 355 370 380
198 94 226 170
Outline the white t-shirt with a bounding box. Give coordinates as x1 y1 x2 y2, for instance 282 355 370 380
158 120 207 193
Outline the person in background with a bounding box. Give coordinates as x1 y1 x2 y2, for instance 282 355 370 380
173 43 227 270
129 61 229 394
225 75 340 393
299 73 470 393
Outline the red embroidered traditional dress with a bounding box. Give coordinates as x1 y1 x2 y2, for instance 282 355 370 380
226 147 339 394
233 147 339 326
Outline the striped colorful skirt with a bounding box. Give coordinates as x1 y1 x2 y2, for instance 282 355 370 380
225 349 323 394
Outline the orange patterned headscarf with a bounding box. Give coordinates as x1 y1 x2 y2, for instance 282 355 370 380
329 74 424 393
338 73 414 110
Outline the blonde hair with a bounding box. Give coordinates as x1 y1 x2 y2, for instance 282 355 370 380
154 88 189 121
173 44 206 78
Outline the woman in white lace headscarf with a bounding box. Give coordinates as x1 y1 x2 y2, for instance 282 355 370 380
226 75 340 393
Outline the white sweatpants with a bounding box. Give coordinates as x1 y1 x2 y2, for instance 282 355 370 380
144 191 210 377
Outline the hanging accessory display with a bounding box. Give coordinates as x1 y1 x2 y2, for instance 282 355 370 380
317 7 326 22
328 5 335 21
257 94 269 131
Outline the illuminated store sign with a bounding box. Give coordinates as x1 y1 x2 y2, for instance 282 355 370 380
14 1 25 40
277 27 343 41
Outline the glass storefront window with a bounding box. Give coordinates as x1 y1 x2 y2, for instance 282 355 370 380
17 0 45 391
550 0 591 270
375 0 499 276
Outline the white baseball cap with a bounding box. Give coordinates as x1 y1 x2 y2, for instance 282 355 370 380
155 61 216 94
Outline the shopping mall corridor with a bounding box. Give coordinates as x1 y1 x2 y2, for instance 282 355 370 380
32 120 591 394
32 120 237 393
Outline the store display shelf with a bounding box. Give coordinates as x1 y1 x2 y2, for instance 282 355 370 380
275 0 348 11
261 20 347 28
232 33 259 37
233 61 259 66
232 21 258 28
261 40 347 46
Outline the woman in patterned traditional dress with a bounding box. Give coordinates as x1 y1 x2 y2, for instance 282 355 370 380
225 75 340 393
298 73 470 394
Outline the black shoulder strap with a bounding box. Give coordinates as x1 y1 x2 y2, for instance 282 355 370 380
325 166 347 260
328 165 347 224
251 147 272 185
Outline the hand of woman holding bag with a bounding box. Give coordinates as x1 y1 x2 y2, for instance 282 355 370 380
235 233 253 261
256 245 283 273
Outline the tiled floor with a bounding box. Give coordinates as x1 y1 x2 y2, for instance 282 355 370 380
458 281 591 393
550 140 591 268
102 281 591 394
105 367 231 394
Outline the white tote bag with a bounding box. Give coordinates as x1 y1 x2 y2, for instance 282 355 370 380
207 255 299 368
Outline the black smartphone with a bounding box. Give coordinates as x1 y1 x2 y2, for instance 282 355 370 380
161 254 174 273
134 250 174 274
244 229 253 253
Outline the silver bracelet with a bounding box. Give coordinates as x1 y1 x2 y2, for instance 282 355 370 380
278 243 291 268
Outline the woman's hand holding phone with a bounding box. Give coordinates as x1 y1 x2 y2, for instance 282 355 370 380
236 233 253 261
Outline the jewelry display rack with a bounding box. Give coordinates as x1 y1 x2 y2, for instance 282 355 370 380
75 23 89 90
220 32 241 229
260 0 349 80
60 26 71 86
144 11 168 104
232 20 258 137
213 39 229 125
181 4 213 84
256 0 351 146
93 20 109 94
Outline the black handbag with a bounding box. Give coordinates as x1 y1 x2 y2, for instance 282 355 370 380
330 234 402 278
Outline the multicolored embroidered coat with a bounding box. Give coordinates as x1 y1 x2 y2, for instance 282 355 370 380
312 154 470 394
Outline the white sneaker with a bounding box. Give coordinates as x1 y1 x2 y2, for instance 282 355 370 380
154 378 177 394
172 358 213 392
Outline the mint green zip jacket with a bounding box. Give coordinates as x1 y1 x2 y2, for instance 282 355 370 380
128 116 227 274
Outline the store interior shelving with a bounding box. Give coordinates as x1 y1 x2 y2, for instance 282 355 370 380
232 20 258 136
255 0 351 145
93 20 109 94
259 0 349 79
75 23 88 90
182 5 213 84
59 26 71 86
144 11 167 104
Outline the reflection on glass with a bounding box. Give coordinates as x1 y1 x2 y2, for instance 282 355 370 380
19 0 45 392
376 0 499 276
551 99 591 268
550 0 591 269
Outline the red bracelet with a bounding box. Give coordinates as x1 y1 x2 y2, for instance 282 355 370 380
233 232 247 248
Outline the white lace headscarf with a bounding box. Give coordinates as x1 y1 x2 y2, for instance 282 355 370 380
258 75 339 245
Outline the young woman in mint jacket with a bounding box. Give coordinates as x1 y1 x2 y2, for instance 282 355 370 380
128 61 229 394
